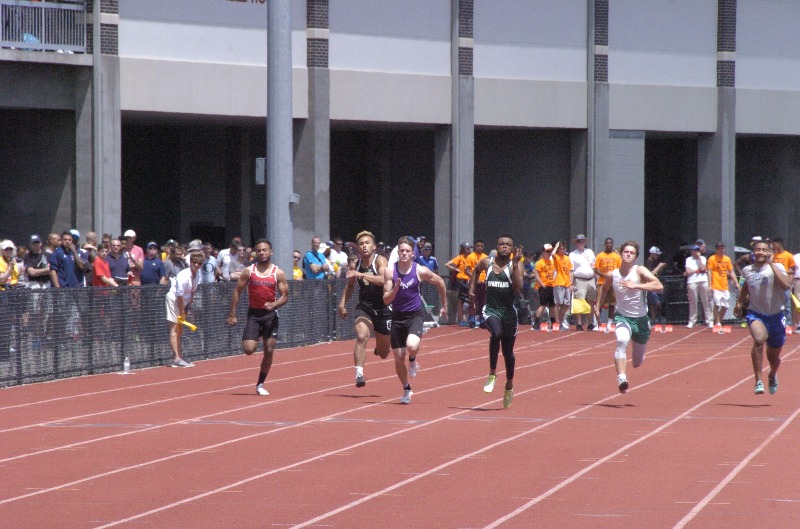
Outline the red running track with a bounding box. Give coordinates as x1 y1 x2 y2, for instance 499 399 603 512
1 325 799 528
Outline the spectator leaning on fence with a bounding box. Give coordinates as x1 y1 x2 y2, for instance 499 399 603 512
199 242 218 284
91 243 119 287
106 239 131 285
0 240 19 289
50 231 85 288
292 250 304 280
303 236 330 279
217 236 242 281
141 242 168 285
24 234 51 289
164 245 187 282
122 230 144 286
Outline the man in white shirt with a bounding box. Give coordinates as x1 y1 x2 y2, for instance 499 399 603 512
568 234 596 331
217 236 242 281
327 237 349 278
684 244 712 329
165 251 204 367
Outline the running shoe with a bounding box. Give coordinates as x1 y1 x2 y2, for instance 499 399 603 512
754 381 765 395
256 384 269 396
483 374 496 393
769 376 778 395
171 359 194 368
400 389 413 404
408 360 419 378
355 373 366 388
687 322 695 329
503 388 514 408
618 376 629 394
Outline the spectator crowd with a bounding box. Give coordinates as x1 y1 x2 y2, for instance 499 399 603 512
2 230 798 334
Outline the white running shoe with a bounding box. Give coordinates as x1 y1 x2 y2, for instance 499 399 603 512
256 384 269 396
408 360 419 378
171 359 194 368
400 389 413 404
483 374 496 393
618 375 629 393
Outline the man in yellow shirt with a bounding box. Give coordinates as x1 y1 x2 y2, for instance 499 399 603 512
552 241 573 331
466 240 488 328
533 244 556 331
594 237 622 332
0 240 20 289
707 242 738 333
771 238 797 328
445 242 473 326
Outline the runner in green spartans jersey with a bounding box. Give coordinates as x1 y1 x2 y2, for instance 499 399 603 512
469 234 525 408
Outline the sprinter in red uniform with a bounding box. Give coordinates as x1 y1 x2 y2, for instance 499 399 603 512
227 239 289 396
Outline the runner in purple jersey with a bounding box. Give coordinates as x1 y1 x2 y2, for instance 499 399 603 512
384 236 448 404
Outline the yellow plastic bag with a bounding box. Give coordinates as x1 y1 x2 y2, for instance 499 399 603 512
571 297 591 315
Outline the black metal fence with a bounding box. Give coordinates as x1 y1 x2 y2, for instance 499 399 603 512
0 275 735 387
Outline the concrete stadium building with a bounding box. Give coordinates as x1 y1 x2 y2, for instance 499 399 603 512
2 0 800 270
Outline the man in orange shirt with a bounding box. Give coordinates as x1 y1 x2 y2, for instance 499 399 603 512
771 238 797 328
552 241 573 331
593 237 622 332
707 242 738 333
445 242 472 327
533 243 556 331
466 240 488 328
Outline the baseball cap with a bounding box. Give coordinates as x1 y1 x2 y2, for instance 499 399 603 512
1 240 15 250
460 242 472 248
649 246 661 255
691 245 701 251
124 229 136 238
29 234 42 243
147 241 158 249
187 240 203 252
69 229 80 240
318 243 329 253
543 243 553 252
695 239 705 246
715 242 725 248
166 239 177 245
751 236 762 242
575 234 586 241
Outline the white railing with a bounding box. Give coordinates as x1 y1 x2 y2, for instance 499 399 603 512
1 0 86 53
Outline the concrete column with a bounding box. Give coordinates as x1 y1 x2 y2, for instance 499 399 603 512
266 0 295 273
293 68 330 247
698 87 736 249
570 130 589 237
596 130 646 246
447 0 474 256
294 0 331 249
434 125 453 259
75 69 93 234
99 57 121 238
239 129 253 244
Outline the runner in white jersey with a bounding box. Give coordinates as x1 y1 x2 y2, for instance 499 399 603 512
734 240 792 395
596 241 663 393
